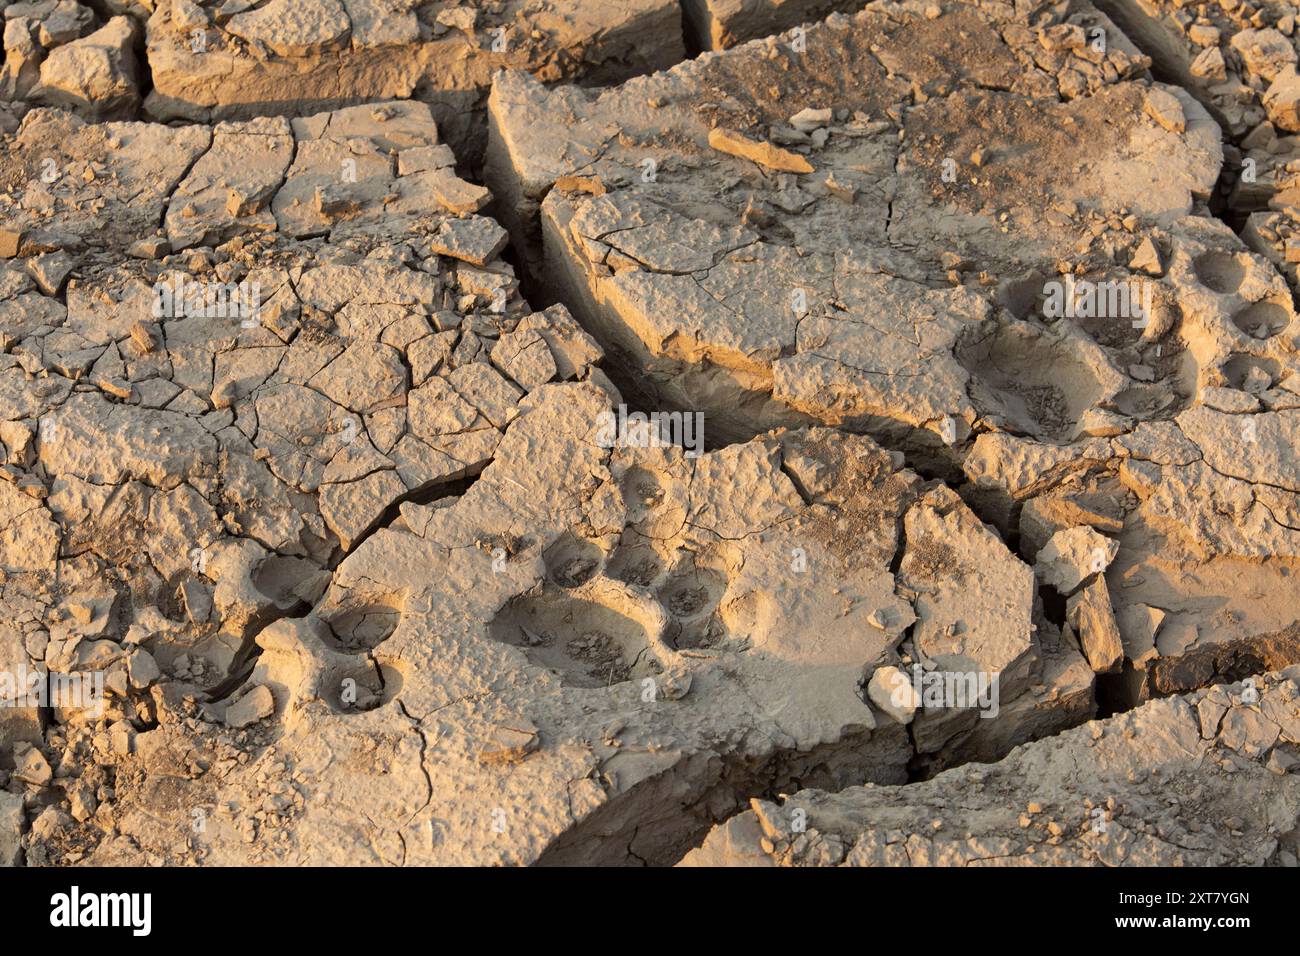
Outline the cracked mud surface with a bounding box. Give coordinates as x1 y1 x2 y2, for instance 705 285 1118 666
1 0 1299 869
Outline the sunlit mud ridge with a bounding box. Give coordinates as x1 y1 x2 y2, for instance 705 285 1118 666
684 668 1300 866
0 0 1298 869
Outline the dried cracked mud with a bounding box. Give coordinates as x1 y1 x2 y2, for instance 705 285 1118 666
0 0 1299 870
